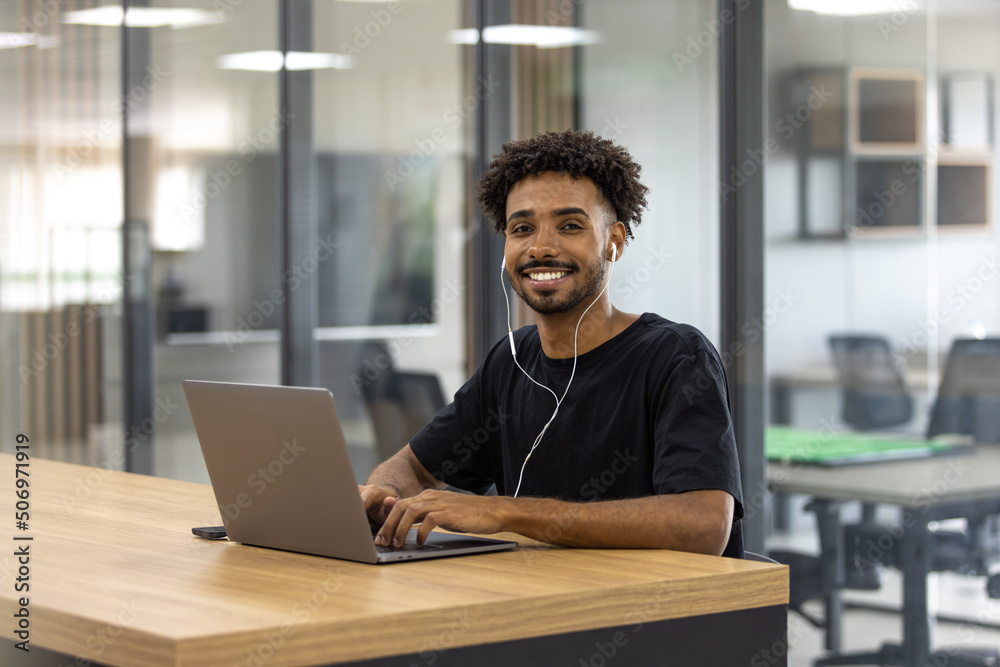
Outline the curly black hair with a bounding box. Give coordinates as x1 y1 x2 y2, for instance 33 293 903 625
476 129 649 242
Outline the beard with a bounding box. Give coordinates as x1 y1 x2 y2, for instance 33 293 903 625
509 254 607 315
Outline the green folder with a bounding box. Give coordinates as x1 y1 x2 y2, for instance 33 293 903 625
765 426 962 465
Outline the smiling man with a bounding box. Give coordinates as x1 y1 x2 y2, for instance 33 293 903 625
361 130 744 558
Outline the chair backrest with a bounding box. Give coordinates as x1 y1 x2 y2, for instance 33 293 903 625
926 338 1000 443
829 334 913 430
362 366 447 463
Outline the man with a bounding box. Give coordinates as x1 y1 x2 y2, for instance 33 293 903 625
361 129 744 558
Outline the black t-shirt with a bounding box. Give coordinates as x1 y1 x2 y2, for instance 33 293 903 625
409 312 745 558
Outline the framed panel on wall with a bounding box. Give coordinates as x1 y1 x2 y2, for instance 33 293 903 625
849 67 924 155
937 157 992 231
938 72 994 234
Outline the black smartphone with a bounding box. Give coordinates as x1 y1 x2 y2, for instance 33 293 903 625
191 525 228 540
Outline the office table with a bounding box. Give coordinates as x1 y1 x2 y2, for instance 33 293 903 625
0 454 787 667
769 445 1000 667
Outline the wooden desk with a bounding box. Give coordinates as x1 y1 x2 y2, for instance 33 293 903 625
0 454 787 667
769 447 1000 667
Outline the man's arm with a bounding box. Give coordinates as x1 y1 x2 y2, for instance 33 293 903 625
374 487 734 556
359 444 445 524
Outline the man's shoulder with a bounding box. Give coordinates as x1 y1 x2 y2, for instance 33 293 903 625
631 313 719 357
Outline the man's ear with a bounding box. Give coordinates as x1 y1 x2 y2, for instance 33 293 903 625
608 220 627 260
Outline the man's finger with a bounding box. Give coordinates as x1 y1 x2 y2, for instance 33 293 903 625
416 517 440 545
375 498 406 546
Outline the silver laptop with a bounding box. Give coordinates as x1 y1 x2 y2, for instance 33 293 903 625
182 380 517 564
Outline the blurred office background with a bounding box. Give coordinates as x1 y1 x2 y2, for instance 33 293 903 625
2 0 999 664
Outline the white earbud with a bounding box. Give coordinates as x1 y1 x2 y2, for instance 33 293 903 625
611 245 617 262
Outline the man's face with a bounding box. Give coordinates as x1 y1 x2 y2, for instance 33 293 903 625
503 172 615 316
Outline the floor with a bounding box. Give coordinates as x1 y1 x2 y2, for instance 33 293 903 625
787 587 1000 667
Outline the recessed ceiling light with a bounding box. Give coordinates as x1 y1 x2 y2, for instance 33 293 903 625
285 52 354 71
63 6 222 28
0 32 37 49
788 0 919 16
217 51 354 72
449 24 601 49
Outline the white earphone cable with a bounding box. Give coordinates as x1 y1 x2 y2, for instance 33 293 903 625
501 247 617 497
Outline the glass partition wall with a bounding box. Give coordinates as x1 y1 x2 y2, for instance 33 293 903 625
0 1 474 484
143 1 283 482
2 0 728 484
0 0 124 468
764 0 1000 662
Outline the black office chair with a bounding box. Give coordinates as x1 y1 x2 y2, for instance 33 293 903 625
362 363 446 465
829 335 914 431
826 336 914 582
927 337 1000 444
924 338 1000 580
828 334 916 574
355 341 445 462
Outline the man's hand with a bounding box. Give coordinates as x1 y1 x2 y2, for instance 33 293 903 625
358 484 400 526
375 490 511 547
